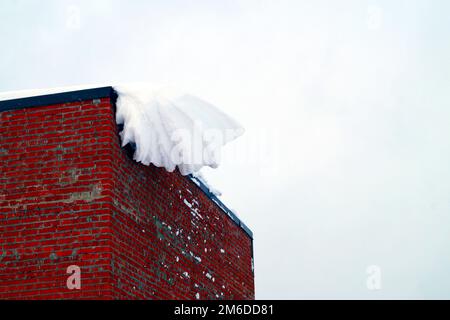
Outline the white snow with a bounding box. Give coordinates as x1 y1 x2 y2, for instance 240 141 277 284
189 251 202 263
0 83 244 176
0 84 99 101
183 199 193 208
192 171 223 196
114 83 244 175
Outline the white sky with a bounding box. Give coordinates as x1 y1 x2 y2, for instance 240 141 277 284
1 0 450 299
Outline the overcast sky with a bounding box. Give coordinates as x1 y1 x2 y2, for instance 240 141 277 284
1 0 450 299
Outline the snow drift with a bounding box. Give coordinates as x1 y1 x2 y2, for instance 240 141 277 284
114 84 244 175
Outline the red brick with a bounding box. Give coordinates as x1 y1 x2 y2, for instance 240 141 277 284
0 94 254 300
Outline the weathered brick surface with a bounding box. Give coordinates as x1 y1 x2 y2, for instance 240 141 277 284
0 96 254 300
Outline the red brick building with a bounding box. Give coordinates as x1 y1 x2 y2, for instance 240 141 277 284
0 87 254 300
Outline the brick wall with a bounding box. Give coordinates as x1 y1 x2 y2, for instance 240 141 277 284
0 90 254 300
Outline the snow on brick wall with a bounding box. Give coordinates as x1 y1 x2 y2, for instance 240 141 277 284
0 95 254 300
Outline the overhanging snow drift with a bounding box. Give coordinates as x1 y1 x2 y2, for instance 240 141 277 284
114 84 244 175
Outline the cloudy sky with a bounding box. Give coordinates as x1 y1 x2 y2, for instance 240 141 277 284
1 0 450 299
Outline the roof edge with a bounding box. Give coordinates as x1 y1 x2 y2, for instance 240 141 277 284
0 87 116 112
188 175 254 239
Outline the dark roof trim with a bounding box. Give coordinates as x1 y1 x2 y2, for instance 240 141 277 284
0 86 254 240
0 87 116 112
188 175 253 239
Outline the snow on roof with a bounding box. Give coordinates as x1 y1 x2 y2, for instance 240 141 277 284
114 84 244 175
0 83 244 176
0 84 102 101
